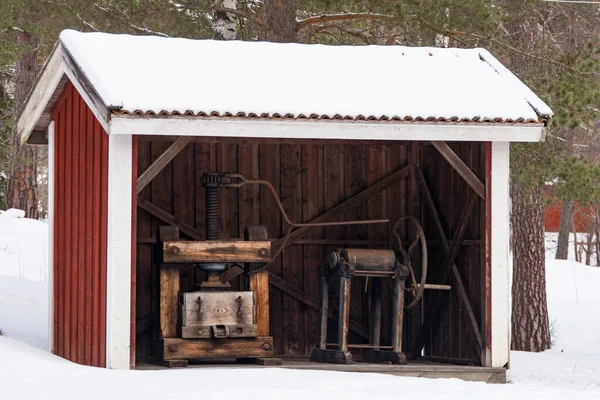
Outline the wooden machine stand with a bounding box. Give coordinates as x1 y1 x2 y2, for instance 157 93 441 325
156 225 279 367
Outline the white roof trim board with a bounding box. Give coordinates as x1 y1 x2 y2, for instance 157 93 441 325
18 30 552 144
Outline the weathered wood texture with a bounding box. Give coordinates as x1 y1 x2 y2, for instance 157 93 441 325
52 81 107 367
162 241 271 263
182 291 256 326
162 337 273 360
420 142 485 362
136 139 486 364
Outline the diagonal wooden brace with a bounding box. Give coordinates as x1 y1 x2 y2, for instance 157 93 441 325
137 136 193 194
431 141 485 199
414 167 483 358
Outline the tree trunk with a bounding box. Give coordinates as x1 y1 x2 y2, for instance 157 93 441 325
511 182 551 352
555 200 573 260
596 205 600 267
212 0 237 40
262 0 297 42
6 32 39 218
571 217 579 263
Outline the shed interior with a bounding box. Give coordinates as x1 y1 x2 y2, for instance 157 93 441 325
134 137 487 366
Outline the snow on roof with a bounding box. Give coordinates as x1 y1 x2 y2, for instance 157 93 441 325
57 30 551 123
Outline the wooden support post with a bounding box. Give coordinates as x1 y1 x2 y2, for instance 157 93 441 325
158 226 180 340
318 274 329 350
338 276 351 353
310 274 353 365
414 169 483 357
137 136 193 194
369 278 382 348
431 141 485 199
245 226 270 337
268 272 369 339
159 268 179 339
391 278 405 353
364 277 408 365
250 271 269 336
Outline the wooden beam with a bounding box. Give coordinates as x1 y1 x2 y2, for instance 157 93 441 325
272 164 411 253
161 337 273 360
136 136 193 194
137 196 203 240
162 240 271 263
158 226 180 340
250 271 270 336
431 141 485 199
414 168 484 357
268 273 369 340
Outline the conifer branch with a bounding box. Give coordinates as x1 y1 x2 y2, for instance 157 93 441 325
297 13 393 30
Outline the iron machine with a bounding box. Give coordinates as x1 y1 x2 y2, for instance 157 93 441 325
310 216 430 365
155 171 430 367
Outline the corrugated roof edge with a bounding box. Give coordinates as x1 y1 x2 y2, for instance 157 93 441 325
111 109 545 125
477 49 553 120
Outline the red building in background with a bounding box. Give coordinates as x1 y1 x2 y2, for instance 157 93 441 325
544 186 596 232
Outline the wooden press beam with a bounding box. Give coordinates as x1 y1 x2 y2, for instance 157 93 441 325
431 141 485 199
414 168 484 357
272 164 411 253
268 273 369 340
162 241 271 263
137 196 203 240
136 136 193 194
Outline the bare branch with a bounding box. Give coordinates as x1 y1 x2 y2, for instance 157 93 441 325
213 6 268 29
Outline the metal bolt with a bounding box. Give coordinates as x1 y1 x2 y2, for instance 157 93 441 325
258 248 268 257
262 342 272 351
170 246 180 255
235 327 243 335
197 328 204 335
168 344 178 352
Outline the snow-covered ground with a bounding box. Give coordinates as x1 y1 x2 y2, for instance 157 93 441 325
545 232 598 267
1 210 599 399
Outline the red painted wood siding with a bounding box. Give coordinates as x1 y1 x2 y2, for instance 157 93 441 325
51 81 108 367
543 186 595 232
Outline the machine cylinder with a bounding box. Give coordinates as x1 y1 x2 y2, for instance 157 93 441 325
339 248 397 272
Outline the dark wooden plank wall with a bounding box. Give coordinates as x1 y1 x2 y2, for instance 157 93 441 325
52 81 108 367
135 138 485 363
420 143 485 362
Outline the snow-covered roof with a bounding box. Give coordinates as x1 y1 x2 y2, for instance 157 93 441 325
18 30 553 144
59 30 550 123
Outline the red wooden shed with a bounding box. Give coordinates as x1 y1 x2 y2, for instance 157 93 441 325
17 30 552 381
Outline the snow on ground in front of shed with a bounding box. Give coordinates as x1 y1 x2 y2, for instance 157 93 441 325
1 213 599 399
58 30 550 121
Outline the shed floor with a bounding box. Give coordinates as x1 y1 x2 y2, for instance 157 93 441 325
136 359 506 384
